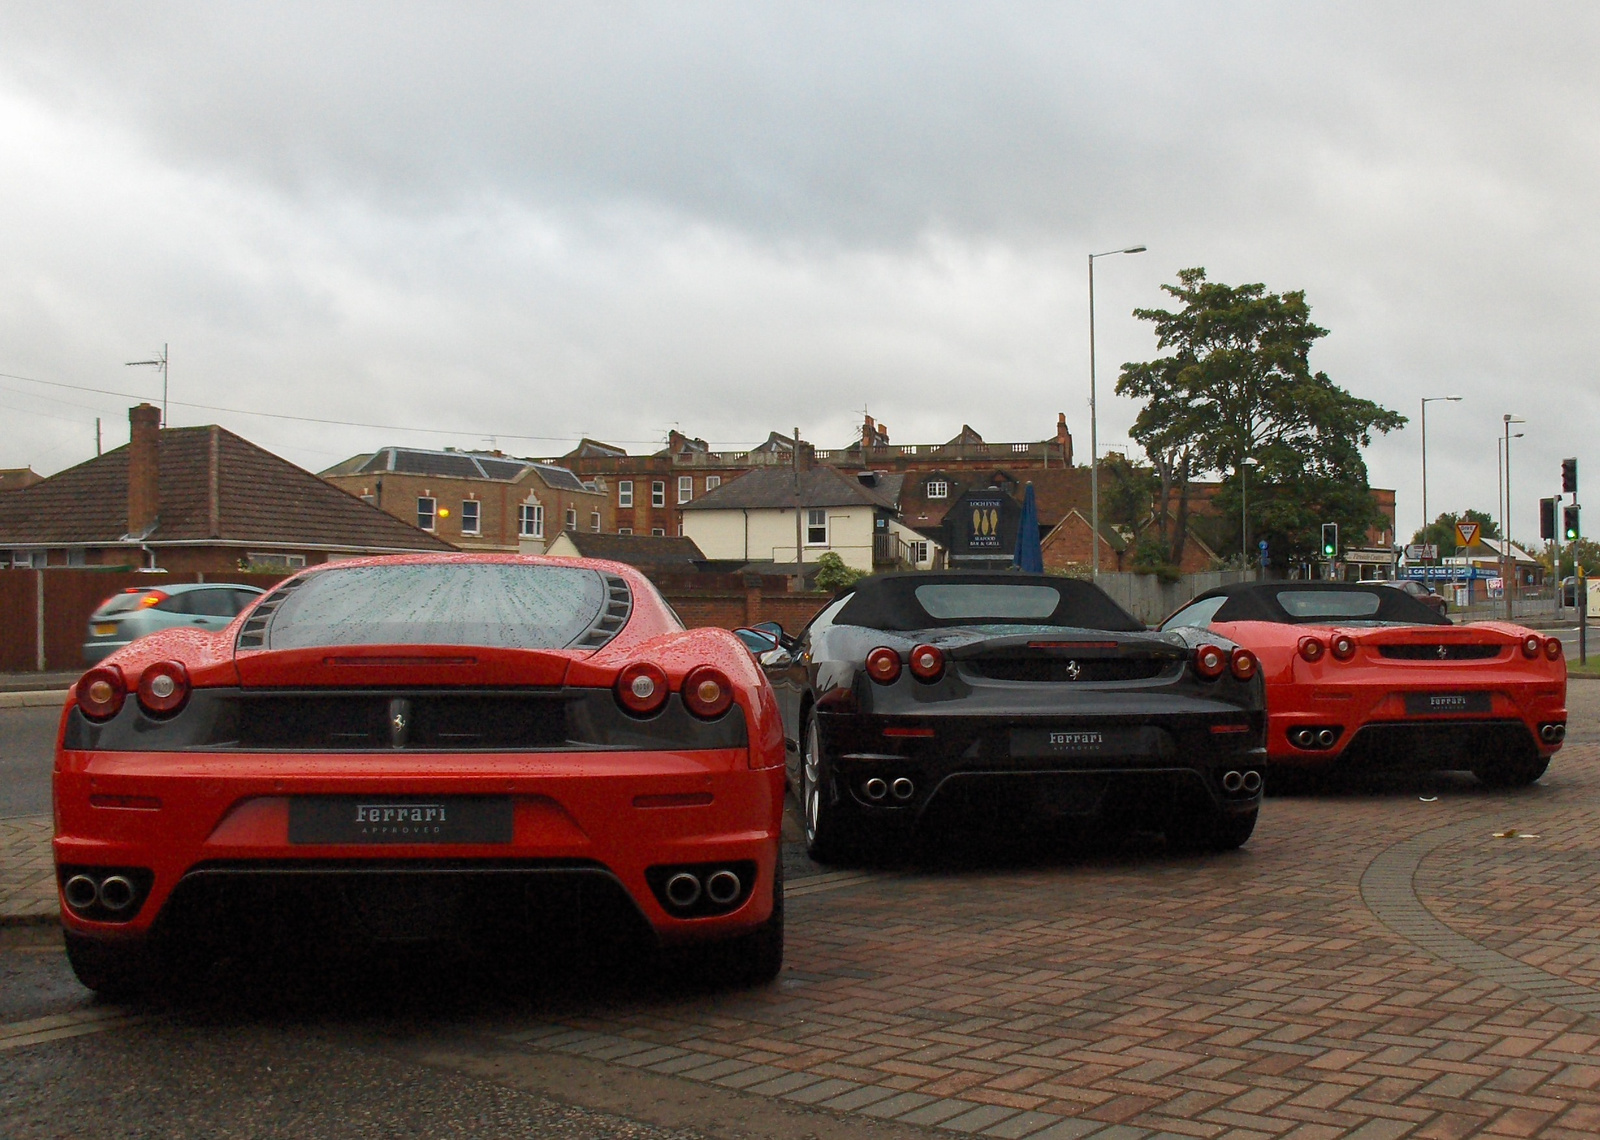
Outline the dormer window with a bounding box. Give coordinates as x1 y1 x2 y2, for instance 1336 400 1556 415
926 480 949 500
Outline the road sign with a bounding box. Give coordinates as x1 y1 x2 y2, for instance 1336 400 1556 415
1455 521 1480 547
1405 544 1438 560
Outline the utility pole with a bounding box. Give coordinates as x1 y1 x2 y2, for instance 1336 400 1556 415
95 417 101 457
793 426 803 587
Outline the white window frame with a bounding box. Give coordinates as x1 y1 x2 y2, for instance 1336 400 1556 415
651 481 666 508
618 527 633 535
651 527 665 536
926 480 949 500
705 475 721 491
590 511 601 532
460 500 480 535
806 509 828 546
244 552 307 570
417 496 436 531
618 480 633 508
518 503 544 539
565 507 577 531
912 540 929 564
678 475 693 504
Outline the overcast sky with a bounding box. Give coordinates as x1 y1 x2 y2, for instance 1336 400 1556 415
1 3 1595 541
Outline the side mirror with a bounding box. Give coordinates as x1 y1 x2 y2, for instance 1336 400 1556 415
758 647 794 669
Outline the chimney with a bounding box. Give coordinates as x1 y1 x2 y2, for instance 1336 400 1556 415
1056 412 1074 468
127 403 161 536
862 414 876 449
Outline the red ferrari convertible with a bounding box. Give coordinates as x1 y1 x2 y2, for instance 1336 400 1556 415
54 555 786 993
1161 582 1565 787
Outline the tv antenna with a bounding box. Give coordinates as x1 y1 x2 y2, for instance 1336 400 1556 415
125 343 169 426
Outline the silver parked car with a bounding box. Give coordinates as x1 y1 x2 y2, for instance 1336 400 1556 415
83 583 266 664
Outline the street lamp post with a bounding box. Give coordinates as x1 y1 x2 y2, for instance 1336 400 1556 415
1503 414 1526 621
1241 456 1259 565
1419 395 1462 558
1088 244 1146 579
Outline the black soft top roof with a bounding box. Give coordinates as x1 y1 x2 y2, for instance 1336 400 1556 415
1196 581 1450 626
833 572 1144 633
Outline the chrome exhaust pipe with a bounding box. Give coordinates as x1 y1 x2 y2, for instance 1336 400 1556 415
97 874 137 912
891 777 914 800
705 869 742 906
63 874 99 911
1242 770 1262 793
1222 770 1244 793
863 777 888 800
664 871 702 908
1556 724 1567 741
1316 729 1337 748
1291 728 1314 748
1540 724 1555 743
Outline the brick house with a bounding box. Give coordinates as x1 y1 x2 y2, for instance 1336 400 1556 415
320 446 611 554
560 432 760 539
0 404 453 573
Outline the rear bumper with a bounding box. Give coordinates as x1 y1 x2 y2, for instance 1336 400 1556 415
53 746 783 947
1266 679 1564 768
820 710 1265 828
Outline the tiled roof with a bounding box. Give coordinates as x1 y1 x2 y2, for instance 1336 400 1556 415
0 426 455 551
529 464 591 493
555 531 706 566
681 466 901 512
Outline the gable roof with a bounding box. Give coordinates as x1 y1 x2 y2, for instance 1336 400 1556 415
552 531 705 567
681 465 903 512
0 426 454 552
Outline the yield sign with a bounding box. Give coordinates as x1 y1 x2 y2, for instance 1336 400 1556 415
1455 521 1481 547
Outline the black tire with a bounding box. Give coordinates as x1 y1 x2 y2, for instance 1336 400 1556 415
1474 756 1550 789
801 710 860 865
1168 807 1257 853
64 932 155 998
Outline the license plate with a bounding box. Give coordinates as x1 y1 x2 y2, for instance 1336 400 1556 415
289 796 513 845
1009 727 1157 758
1405 691 1491 716
92 623 118 636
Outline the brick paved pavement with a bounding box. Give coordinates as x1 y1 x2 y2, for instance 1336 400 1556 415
463 746 1600 1140
0 817 53 925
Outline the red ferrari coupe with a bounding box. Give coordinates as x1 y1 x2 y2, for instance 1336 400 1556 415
1161 582 1565 787
54 555 786 993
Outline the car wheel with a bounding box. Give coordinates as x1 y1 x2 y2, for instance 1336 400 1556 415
64 932 155 998
1168 806 1257 852
801 710 859 865
1473 756 1550 789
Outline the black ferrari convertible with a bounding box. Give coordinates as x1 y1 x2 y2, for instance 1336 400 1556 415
747 573 1266 861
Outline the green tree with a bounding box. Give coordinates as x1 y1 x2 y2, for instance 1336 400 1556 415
813 552 864 592
1409 509 1500 557
1117 268 1405 570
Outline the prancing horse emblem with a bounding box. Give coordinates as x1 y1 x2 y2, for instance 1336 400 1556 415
388 698 412 748
1065 660 1082 681
1436 644 1448 660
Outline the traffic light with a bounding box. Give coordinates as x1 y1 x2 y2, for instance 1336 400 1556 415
1564 504 1581 542
1321 522 1339 558
1542 497 1558 541
1563 457 1578 494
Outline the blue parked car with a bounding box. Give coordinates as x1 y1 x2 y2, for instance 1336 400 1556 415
83 583 266 664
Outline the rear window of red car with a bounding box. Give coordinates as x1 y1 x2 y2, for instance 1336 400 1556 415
243 563 633 651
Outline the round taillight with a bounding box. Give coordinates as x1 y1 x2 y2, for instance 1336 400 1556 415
682 666 734 719
1229 648 1258 682
865 647 902 685
909 643 945 683
1330 634 1356 661
1194 644 1227 680
136 660 190 715
1546 637 1563 661
616 662 669 716
76 666 126 721
1522 635 1542 659
1298 637 1325 662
